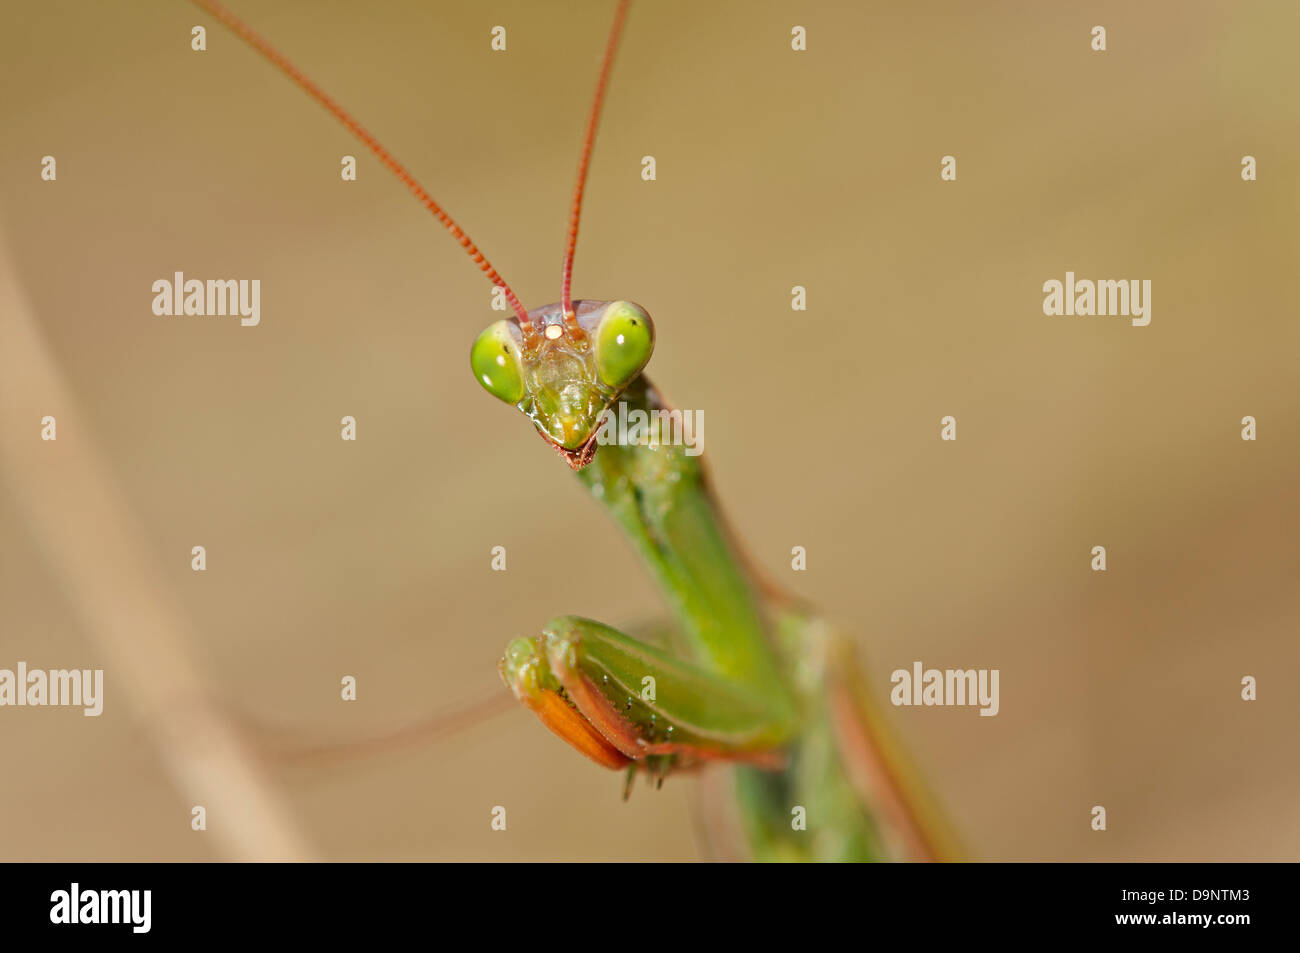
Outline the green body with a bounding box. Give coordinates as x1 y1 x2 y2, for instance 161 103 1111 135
493 334 959 861
573 379 895 860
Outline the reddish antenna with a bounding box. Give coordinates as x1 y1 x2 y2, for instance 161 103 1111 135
560 0 631 327
190 0 534 330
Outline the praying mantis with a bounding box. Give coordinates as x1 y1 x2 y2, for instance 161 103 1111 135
194 0 962 862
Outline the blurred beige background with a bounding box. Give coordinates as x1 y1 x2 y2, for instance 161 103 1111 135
1 0 1297 861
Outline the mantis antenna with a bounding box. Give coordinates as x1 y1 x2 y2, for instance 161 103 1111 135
189 0 533 327
560 0 631 325
190 0 641 757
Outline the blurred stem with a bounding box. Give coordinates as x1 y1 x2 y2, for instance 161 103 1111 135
0 235 315 861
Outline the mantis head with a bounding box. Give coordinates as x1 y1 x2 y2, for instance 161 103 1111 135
470 299 654 469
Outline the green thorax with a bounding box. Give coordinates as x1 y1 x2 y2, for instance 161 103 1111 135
575 377 793 710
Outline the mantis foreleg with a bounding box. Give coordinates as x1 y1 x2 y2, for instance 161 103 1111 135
502 615 797 781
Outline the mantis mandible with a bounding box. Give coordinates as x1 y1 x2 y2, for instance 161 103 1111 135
194 0 961 862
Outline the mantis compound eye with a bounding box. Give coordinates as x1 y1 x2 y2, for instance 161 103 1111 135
593 301 654 390
470 320 525 404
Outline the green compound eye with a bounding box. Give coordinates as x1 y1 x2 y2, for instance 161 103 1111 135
470 320 525 404
594 301 654 389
